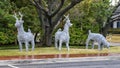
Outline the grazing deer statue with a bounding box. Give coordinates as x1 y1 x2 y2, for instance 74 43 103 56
13 12 35 51
55 14 72 51
86 30 110 50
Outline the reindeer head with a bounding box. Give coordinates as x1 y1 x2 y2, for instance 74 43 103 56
64 14 72 27
13 12 24 28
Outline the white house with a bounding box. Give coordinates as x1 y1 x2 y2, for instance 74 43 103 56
110 0 120 29
111 5 120 29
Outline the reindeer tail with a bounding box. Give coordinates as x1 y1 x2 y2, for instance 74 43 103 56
28 29 31 33
58 28 62 31
88 30 91 34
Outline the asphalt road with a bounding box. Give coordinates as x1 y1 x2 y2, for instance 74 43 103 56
1 60 120 68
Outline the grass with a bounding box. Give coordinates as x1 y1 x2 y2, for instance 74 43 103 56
0 45 120 56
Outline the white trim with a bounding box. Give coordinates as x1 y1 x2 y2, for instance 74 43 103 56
111 13 120 19
8 64 19 68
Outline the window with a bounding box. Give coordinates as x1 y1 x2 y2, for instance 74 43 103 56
117 21 120 28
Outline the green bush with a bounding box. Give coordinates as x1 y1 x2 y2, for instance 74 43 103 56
0 0 17 45
0 14 16 45
70 27 87 45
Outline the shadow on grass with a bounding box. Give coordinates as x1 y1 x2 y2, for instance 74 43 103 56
0 45 19 50
0 43 44 50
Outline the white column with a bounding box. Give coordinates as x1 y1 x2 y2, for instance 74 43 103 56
113 21 117 28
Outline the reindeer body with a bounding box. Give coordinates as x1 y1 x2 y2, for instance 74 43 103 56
14 12 35 51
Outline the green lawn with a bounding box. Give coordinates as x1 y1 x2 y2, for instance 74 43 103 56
107 34 120 43
0 45 120 56
0 34 119 56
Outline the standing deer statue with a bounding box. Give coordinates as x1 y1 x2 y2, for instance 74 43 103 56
13 12 35 51
55 14 72 51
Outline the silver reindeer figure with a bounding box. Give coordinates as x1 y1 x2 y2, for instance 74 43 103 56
55 14 72 51
13 12 35 51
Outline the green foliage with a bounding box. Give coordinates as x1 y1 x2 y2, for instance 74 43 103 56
0 0 40 45
0 0 16 44
70 27 87 45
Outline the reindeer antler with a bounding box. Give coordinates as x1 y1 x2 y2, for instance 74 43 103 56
13 12 18 20
64 14 69 19
19 12 23 21
63 14 69 22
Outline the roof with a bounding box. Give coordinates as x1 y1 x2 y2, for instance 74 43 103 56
111 5 120 20
114 6 120 14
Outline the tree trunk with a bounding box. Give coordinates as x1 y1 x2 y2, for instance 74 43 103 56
101 18 112 37
40 25 53 46
44 25 53 46
34 32 39 42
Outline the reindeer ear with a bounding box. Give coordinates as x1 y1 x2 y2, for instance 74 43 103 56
67 14 69 18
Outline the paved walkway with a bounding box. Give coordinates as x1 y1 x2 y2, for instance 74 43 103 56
110 42 120 46
94 42 120 46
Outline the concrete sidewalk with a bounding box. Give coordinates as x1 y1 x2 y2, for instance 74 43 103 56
0 55 120 65
110 42 120 46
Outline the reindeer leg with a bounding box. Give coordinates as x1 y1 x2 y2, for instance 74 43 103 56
98 43 101 51
18 41 22 52
86 38 90 49
31 40 35 51
92 41 95 49
59 40 62 51
101 45 103 50
55 39 58 49
66 42 70 51
25 42 29 52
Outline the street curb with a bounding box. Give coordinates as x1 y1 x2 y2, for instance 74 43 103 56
0 55 120 65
